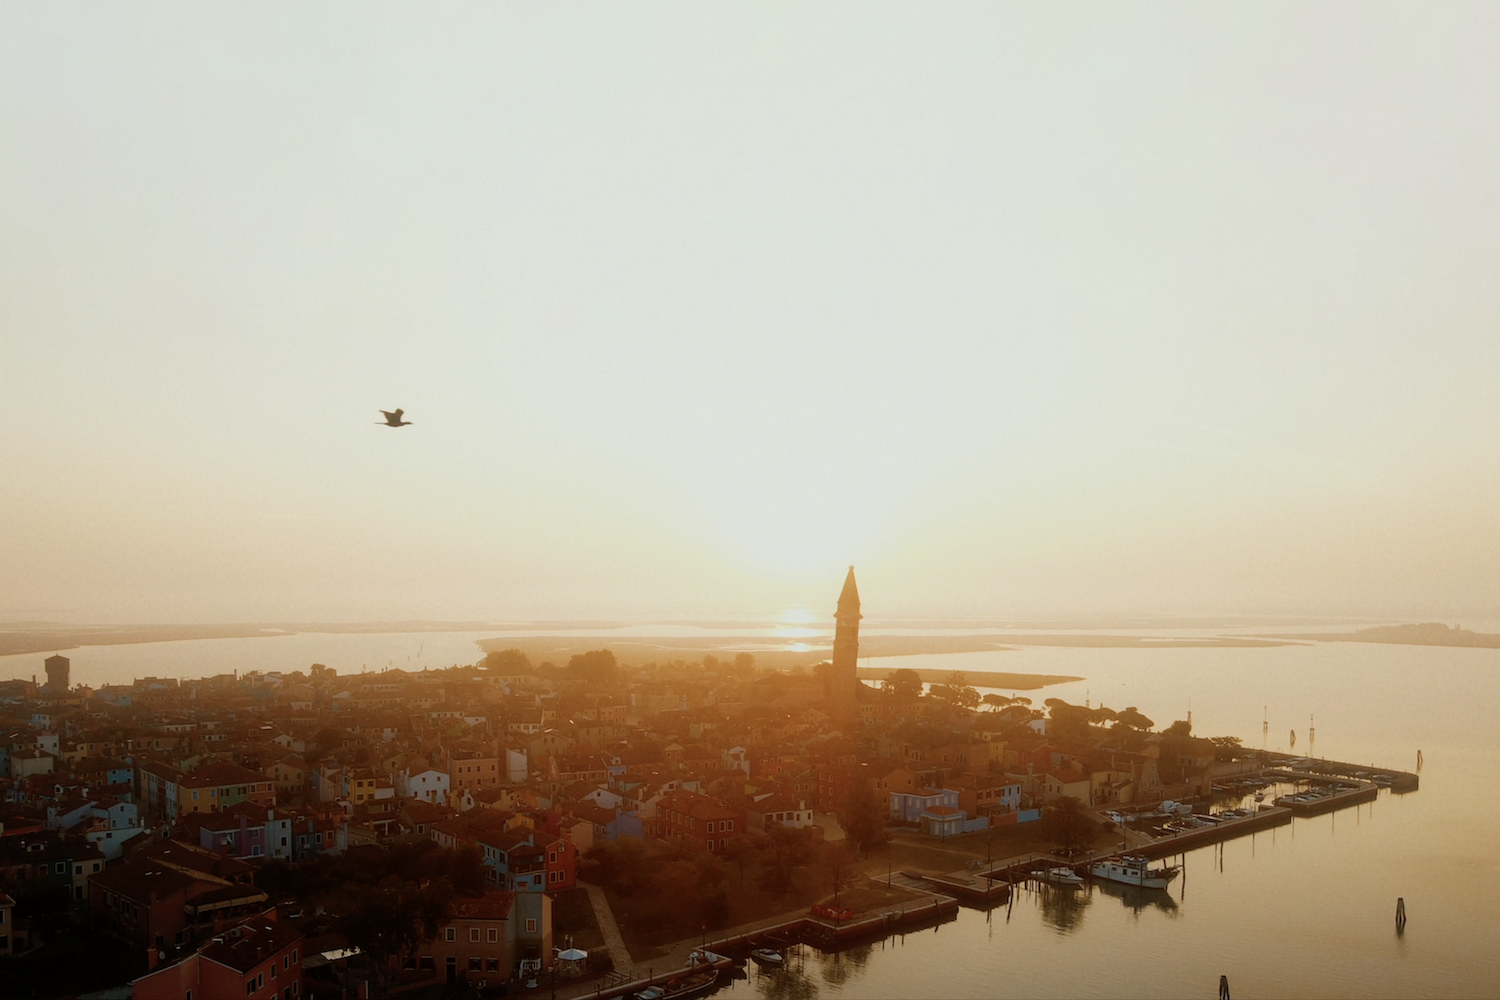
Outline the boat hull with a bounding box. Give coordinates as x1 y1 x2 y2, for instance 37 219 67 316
1089 857 1179 890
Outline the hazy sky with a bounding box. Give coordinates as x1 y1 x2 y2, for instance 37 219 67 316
4 5 1499 624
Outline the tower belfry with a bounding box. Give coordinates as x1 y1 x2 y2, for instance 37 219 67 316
831 566 861 725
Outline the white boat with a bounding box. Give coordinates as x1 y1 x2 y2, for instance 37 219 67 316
1038 867 1084 887
1089 855 1180 890
749 948 784 967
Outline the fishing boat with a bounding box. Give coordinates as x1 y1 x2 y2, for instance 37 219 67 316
749 948 785 968
1089 854 1180 890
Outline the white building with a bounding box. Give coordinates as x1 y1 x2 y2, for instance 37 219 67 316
399 766 451 804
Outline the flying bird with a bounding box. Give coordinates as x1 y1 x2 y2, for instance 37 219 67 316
378 409 412 427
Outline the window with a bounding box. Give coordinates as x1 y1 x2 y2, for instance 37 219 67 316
526 918 537 933
445 927 456 943
420 956 434 971
469 958 482 972
74 865 82 875
470 927 480 942
54 862 65 874
271 962 278 978
487 958 500 972
487 928 498 943
283 955 289 970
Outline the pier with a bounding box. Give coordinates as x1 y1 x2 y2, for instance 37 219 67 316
1260 751 1419 792
559 898 960 1000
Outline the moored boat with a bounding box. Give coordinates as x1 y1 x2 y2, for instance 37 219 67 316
1038 867 1084 887
750 948 784 968
634 970 721 1000
1089 854 1180 890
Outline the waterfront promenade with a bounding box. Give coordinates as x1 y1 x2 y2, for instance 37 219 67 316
499 752 1417 1000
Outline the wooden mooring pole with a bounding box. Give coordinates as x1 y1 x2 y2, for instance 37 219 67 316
1219 973 1231 999
1396 897 1407 930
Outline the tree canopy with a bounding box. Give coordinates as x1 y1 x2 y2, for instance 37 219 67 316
1111 706 1155 731
837 780 890 858
481 648 531 672
566 649 618 683
885 669 923 701
928 672 981 710
1039 795 1096 852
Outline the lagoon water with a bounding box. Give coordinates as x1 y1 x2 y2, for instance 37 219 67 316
725 641 1500 999
4 630 1497 997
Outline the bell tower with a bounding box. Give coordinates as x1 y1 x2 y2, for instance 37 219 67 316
831 566 861 724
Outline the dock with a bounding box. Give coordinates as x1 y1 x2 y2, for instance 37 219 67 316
1260 752 1419 792
564 897 961 1000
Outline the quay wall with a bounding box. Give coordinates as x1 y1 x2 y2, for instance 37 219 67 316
1133 806 1291 859
586 899 961 1000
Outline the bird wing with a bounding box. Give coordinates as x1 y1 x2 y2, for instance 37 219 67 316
392 409 403 419
380 410 396 421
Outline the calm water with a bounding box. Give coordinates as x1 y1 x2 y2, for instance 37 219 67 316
719 641 1500 999
0 630 502 688
4 632 1497 996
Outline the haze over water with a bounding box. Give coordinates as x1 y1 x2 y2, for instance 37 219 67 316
5 7 1499 995
5 6 1500 626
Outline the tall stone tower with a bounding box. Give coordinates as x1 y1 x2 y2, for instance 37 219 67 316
44 654 70 695
831 566 861 725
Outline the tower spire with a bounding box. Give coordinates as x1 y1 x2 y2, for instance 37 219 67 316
837 565 861 617
831 567 861 726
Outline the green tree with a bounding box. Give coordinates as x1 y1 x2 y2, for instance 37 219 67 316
482 648 531 672
567 649 618 683
813 660 837 699
1045 699 1096 736
886 669 924 701
1164 719 1192 737
448 844 490 895
826 842 858 909
307 727 342 765
1210 735 1243 759
733 652 756 675
836 780 890 858
1111 706 1155 731
723 833 761 884
1039 795 1096 853
756 826 813 906
335 876 453 996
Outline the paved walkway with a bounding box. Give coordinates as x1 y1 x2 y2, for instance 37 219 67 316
581 881 633 972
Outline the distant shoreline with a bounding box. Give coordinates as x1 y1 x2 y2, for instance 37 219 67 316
4 619 1495 661
854 666 1082 690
